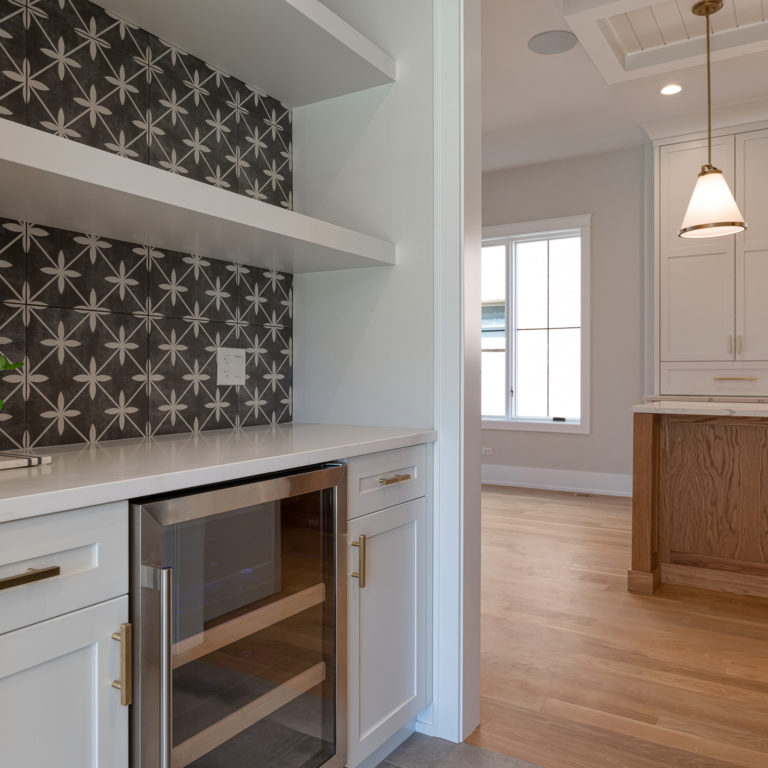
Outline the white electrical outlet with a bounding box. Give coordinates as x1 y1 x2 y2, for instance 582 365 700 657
216 347 246 386
481 447 493 456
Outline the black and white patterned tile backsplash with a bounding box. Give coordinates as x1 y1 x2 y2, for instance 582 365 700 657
0 217 293 450
0 0 292 207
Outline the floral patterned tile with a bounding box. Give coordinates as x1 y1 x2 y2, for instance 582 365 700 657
237 265 292 328
25 221 148 314
148 316 240 435
24 305 148 447
26 13 148 160
148 247 239 323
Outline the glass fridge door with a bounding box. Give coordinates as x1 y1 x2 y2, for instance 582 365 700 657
133 466 346 768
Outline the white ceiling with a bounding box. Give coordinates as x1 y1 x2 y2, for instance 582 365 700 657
482 0 768 172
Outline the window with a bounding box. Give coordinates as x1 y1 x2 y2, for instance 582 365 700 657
481 215 590 433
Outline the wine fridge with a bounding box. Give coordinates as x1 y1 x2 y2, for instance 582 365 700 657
130 464 347 768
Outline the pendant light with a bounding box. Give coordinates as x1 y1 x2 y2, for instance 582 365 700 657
678 0 747 239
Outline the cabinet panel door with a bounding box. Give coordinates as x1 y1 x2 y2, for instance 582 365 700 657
736 130 768 361
0 596 128 768
347 498 427 768
659 136 736 362
660 250 735 361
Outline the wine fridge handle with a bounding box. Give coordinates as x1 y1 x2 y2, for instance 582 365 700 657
159 567 173 768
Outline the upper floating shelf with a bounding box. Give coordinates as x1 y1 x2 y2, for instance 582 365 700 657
93 0 396 107
0 120 396 273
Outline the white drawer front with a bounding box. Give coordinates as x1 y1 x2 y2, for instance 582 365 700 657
660 362 768 396
0 502 128 635
347 445 427 519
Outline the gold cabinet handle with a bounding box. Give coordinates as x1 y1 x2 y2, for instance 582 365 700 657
737 335 743 355
0 565 60 591
378 473 412 486
351 535 367 589
728 335 733 354
111 622 133 707
713 377 757 381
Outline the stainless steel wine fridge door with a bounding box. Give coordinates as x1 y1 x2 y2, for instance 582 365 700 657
130 465 347 768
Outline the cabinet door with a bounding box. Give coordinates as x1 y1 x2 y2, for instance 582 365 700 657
347 498 427 768
736 129 768 361
0 596 129 768
659 137 736 362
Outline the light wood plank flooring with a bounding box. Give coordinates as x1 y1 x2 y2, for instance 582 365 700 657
466 485 768 768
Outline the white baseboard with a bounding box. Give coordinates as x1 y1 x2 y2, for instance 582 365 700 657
482 464 632 497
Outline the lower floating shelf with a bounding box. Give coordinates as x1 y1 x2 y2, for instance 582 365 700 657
0 119 395 273
172 661 327 768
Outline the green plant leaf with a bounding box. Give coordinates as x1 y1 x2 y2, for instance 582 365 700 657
0 355 23 374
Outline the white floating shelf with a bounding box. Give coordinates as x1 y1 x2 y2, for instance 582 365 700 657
0 121 396 273
93 0 396 107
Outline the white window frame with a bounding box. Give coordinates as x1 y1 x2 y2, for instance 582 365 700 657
481 214 591 434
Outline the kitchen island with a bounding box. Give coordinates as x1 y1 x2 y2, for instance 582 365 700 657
629 401 768 598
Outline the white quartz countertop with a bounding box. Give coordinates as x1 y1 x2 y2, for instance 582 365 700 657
0 423 436 522
632 400 768 417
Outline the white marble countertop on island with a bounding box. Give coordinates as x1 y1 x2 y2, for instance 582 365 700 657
632 400 768 417
0 423 436 522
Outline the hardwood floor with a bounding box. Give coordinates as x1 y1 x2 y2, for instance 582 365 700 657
466 485 768 768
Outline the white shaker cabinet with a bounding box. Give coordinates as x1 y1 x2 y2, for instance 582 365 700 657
0 596 129 768
656 126 768 394
658 135 736 363
0 502 130 768
735 129 768 362
346 446 430 768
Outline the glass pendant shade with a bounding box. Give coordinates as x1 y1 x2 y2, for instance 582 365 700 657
679 167 747 238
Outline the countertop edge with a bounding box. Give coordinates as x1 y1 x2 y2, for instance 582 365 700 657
632 402 768 416
0 427 436 523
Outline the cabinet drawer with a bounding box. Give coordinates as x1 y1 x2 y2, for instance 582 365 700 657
0 502 128 635
347 445 427 519
660 362 768 396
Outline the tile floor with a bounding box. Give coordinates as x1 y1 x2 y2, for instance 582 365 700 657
376 734 541 768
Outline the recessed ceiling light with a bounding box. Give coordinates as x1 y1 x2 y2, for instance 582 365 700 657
661 83 683 95
527 30 578 55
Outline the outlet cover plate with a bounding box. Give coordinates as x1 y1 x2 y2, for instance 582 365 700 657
216 347 246 386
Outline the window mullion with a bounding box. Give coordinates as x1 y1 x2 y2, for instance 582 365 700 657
508 239 515 420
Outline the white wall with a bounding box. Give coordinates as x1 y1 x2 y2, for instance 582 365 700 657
293 0 482 743
481 146 647 490
293 0 435 428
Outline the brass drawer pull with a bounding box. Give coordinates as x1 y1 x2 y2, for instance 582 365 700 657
713 377 757 381
0 565 60 591
378 473 412 486
111 622 133 706
351 535 367 589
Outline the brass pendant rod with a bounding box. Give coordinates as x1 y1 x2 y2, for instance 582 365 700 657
706 11 712 168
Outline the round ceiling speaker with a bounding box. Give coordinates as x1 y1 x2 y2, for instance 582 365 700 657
527 30 578 55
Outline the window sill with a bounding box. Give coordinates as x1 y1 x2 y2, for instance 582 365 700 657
482 419 590 435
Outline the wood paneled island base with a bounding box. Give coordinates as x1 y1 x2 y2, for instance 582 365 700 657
630 405 768 598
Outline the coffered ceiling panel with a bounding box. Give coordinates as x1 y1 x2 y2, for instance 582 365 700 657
564 0 768 82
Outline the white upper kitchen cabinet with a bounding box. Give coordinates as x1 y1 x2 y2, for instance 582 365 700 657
655 124 768 395
735 129 768 362
658 136 736 363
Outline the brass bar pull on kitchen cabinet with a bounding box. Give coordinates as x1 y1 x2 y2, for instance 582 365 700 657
378 473 412 486
111 622 133 706
0 565 60 591
737 335 743 355
728 335 733 354
351 535 367 588
713 376 757 381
